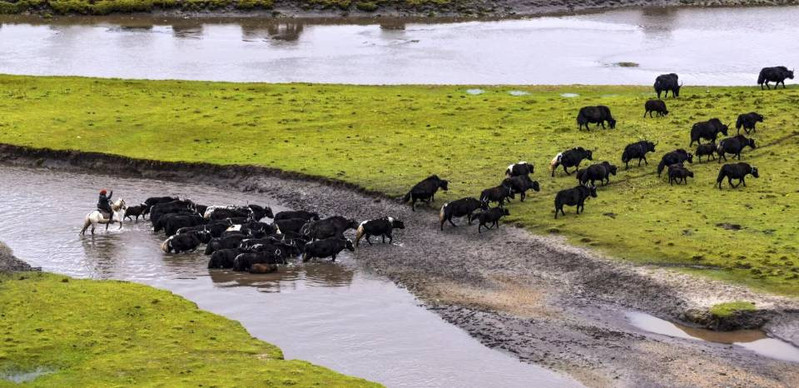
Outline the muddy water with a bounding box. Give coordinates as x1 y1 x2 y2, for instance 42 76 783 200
1 6 799 85
626 312 799 363
0 165 580 388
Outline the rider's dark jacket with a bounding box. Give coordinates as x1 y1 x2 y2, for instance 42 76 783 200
98 191 113 214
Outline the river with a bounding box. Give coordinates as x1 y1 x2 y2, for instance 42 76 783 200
0 165 580 388
0 6 798 85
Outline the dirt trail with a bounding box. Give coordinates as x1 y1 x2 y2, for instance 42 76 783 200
1 144 797 387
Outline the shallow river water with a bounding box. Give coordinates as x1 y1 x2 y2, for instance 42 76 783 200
1 6 798 85
0 165 580 388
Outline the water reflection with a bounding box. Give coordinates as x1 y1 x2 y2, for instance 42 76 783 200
639 7 676 41
172 23 204 39
241 21 304 43
209 261 355 292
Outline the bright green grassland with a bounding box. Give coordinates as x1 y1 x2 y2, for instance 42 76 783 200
0 75 796 295
0 272 378 387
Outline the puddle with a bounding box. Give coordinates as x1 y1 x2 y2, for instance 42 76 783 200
627 311 799 363
560 93 579 98
466 88 485 95
2 367 53 383
508 90 530 96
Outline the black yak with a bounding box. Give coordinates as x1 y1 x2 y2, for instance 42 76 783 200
502 175 541 202
554 184 597 219
758 66 794 89
654 73 681 98
302 237 355 262
576 162 617 186
474 207 510 233
505 161 534 177
355 217 405 246
480 183 515 207
550 147 593 177
302 216 359 241
644 99 669 118
690 118 729 146
402 175 449 211
717 135 756 162
621 140 656 169
717 163 759 189
439 197 486 231
577 105 616 131
736 112 764 135
274 210 320 222
695 142 717 163
657 149 693 176
667 164 694 185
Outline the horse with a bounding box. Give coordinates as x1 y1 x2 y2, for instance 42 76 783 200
80 199 127 236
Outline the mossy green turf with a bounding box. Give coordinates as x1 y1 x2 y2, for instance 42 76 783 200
0 75 796 295
709 301 757 317
0 272 378 387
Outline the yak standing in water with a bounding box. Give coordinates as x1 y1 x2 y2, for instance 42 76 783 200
550 147 593 177
577 106 616 131
621 140 656 169
758 66 794 89
402 175 449 211
654 73 681 98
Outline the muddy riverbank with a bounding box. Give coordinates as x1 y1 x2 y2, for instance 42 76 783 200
0 241 35 272
3 0 798 19
1 144 797 387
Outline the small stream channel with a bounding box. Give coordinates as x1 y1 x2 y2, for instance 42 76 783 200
0 165 581 387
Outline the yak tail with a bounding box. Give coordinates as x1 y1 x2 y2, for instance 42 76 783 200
439 203 448 223
657 161 666 176
355 224 365 247
757 72 766 85
160 237 172 253
735 117 743 130
621 149 630 163
716 169 726 184
402 191 412 203
549 153 563 171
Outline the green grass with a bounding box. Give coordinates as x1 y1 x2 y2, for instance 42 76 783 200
709 301 757 317
0 75 797 296
0 272 378 387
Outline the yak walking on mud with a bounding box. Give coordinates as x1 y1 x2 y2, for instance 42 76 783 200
474 207 510 233
439 197 486 230
355 217 405 246
402 175 449 211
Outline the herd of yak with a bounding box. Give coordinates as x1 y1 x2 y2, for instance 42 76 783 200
118 66 790 271
404 67 792 230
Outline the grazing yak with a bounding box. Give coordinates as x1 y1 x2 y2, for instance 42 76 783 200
302 237 355 262
505 161 534 177
657 149 693 176
621 140 656 169
160 231 208 254
644 99 669 118
690 118 729 146
402 175 449 211
480 183 515 207
274 210 320 222
667 163 694 185
208 248 240 269
302 216 359 241
550 147 593 177
717 163 759 189
758 66 794 90
439 197 486 230
502 175 540 202
717 135 756 162
474 208 510 234
695 142 717 163
554 184 597 219
576 162 617 186
355 217 405 247
736 112 764 135
577 105 616 131
654 73 681 98
123 204 147 222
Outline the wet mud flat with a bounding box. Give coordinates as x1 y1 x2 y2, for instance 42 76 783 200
1 144 798 387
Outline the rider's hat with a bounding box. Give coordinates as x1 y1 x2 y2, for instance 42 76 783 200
100 189 107 195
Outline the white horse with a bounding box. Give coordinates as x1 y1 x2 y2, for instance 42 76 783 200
80 199 127 236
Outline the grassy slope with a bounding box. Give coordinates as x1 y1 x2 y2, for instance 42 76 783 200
0 272 378 387
0 75 796 295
